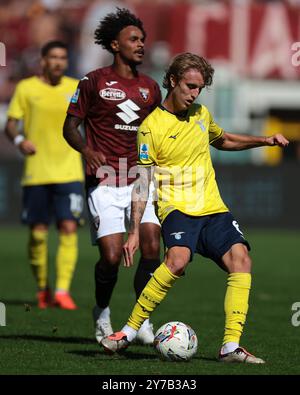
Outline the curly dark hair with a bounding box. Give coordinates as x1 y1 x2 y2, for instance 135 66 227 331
163 53 214 91
94 8 146 53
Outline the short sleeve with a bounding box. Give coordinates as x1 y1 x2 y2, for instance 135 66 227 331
67 75 93 119
208 111 224 144
152 82 162 109
7 81 26 120
137 121 157 167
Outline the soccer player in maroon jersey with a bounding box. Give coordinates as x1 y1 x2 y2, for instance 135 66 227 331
63 8 161 345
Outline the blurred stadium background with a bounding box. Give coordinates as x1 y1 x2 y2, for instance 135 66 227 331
0 0 300 376
0 0 300 227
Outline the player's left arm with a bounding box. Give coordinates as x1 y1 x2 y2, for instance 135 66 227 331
212 132 289 151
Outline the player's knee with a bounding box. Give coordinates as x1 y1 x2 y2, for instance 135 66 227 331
101 251 122 267
58 220 77 234
237 246 252 270
230 249 252 273
140 239 160 259
166 256 189 276
165 247 190 276
30 228 48 245
241 253 252 272
140 224 160 259
31 224 48 232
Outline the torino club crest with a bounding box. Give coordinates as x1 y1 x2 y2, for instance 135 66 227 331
139 87 150 102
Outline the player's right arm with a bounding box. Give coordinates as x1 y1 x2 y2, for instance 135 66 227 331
63 74 106 170
5 117 36 155
63 114 106 170
5 81 36 155
123 165 152 267
124 117 157 267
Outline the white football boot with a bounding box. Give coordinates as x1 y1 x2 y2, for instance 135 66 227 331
219 347 265 364
102 332 130 354
92 305 113 344
135 320 155 345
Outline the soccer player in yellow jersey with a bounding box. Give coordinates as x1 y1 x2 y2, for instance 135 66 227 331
101 53 289 363
5 41 84 310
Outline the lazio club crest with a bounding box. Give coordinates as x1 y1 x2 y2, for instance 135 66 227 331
139 87 150 102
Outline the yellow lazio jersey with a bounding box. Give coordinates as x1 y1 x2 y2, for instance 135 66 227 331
137 104 228 223
7 76 84 186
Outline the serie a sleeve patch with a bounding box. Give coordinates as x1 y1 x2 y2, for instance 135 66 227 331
139 143 149 160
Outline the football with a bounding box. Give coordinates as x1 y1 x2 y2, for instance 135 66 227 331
153 321 198 362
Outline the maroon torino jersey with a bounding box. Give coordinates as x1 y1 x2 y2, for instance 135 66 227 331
67 66 161 186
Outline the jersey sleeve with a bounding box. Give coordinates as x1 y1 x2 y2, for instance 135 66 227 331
7 81 26 120
67 75 93 119
137 120 157 167
208 110 224 144
152 82 162 110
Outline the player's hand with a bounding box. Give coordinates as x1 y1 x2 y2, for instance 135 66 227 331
82 146 107 170
18 140 36 155
265 134 289 147
123 232 139 267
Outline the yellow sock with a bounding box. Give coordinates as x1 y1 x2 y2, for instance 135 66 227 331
127 262 179 330
29 230 48 290
55 233 78 292
223 272 251 345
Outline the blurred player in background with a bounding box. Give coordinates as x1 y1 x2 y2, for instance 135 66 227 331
5 41 84 310
102 52 289 362
63 8 161 344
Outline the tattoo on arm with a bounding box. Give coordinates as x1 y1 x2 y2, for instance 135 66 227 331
129 166 152 233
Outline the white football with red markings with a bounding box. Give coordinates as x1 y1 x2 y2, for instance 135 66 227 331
154 321 198 362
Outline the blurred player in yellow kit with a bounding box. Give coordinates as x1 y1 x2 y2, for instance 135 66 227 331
5 41 84 309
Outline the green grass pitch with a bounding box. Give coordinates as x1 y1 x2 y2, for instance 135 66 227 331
0 226 300 375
